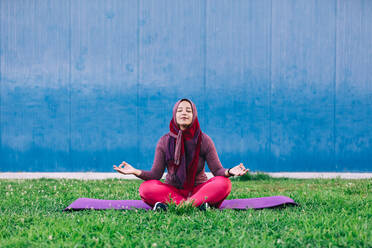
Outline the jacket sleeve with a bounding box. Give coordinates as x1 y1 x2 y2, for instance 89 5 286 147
137 137 166 181
204 134 228 177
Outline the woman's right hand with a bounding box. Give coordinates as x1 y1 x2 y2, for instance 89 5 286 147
113 161 139 176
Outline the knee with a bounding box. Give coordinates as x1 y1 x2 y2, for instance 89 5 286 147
213 176 232 193
139 180 161 198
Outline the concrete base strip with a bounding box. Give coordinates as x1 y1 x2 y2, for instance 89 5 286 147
0 173 137 180
0 172 371 180
268 172 372 179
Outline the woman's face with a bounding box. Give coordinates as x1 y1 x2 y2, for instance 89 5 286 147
176 100 193 129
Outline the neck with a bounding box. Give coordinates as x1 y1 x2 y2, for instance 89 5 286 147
179 125 188 131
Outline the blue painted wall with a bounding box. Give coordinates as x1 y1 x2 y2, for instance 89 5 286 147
0 0 371 172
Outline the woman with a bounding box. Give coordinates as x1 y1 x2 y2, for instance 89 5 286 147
113 98 249 211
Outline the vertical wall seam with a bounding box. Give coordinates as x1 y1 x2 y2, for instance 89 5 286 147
68 0 72 167
136 0 140 168
268 0 273 167
0 0 2 159
0 0 2 158
203 0 207 127
333 0 338 169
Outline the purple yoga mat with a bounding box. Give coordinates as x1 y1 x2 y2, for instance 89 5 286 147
64 196 297 211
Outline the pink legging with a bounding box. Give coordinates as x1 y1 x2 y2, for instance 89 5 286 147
139 176 231 208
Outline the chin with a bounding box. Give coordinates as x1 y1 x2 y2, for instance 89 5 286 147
178 121 187 125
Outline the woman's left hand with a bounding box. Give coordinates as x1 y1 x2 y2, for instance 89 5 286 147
229 163 249 176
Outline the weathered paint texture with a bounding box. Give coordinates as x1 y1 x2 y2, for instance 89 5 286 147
0 0 371 172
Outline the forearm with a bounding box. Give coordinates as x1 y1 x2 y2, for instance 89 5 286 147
136 169 163 181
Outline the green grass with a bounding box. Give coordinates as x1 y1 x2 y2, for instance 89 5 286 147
0 178 371 247
231 171 273 181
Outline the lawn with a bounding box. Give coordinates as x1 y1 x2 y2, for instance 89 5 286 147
0 177 371 247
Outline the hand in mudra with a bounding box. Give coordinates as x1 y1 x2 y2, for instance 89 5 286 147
229 163 249 176
113 161 136 175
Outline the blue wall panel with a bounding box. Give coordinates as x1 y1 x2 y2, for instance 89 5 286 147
206 0 271 171
0 0 371 172
1 1 70 171
335 0 372 171
270 0 336 171
70 0 138 171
